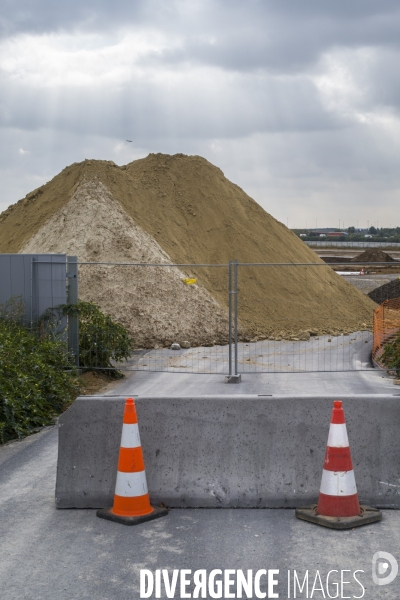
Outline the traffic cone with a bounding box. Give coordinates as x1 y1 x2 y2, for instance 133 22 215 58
295 400 381 529
97 398 168 526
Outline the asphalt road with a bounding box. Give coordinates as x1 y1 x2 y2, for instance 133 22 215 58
1 425 400 599
1 345 400 600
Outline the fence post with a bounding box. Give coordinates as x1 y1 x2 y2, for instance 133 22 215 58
225 259 241 383
30 257 35 329
234 259 241 381
228 261 232 377
67 256 79 368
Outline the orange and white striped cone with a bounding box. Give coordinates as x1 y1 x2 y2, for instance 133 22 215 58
317 399 360 517
97 398 168 526
296 400 381 529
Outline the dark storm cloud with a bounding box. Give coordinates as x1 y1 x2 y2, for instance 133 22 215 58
0 0 148 38
1 0 400 225
139 0 400 74
3 0 400 74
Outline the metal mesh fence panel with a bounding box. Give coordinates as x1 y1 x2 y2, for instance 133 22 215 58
234 264 374 373
76 261 386 375
77 263 230 374
5 258 394 376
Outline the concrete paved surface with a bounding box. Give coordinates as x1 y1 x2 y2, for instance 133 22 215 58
107 368 396 397
1 426 400 599
115 333 376 378
108 336 395 397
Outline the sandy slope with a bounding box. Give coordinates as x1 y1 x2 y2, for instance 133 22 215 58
0 153 376 342
21 177 228 347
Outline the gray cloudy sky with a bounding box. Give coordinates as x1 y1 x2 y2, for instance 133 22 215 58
1 0 400 227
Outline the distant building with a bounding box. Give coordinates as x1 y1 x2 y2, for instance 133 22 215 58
309 230 348 237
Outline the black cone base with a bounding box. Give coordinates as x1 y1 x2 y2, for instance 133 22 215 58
295 504 382 530
97 505 168 526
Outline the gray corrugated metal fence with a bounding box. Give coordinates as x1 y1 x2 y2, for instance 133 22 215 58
0 254 79 364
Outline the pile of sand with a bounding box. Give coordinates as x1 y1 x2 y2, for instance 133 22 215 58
21 178 229 347
0 153 376 344
352 248 396 263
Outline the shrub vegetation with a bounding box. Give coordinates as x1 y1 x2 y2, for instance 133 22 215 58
0 301 77 443
62 300 134 378
0 299 133 443
381 333 400 376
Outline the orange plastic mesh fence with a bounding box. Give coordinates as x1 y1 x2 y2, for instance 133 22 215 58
372 297 400 367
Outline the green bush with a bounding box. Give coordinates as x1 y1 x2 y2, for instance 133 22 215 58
381 332 400 375
0 299 133 443
62 301 134 378
0 315 77 443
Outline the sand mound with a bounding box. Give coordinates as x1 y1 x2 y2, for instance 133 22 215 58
368 279 400 304
21 177 229 347
1 153 376 342
352 248 396 263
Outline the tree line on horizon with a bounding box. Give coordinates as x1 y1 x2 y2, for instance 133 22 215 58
292 226 400 243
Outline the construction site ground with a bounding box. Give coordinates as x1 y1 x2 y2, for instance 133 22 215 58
341 272 400 295
1 343 399 600
315 246 400 294
314 247 400 261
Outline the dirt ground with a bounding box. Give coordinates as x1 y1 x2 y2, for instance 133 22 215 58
316 247 400 261
317 246 400 278
77 371 120 396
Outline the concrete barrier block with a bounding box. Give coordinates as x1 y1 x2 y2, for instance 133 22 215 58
56 396 125 508
55 395 400 509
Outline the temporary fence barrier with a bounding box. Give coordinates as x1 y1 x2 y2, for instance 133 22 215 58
231 262 375 376
73 260 397 377
372 297 400 368
3 257 400 378
77 261 230 375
